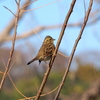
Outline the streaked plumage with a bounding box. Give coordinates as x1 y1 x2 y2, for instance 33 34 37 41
27 36 55 65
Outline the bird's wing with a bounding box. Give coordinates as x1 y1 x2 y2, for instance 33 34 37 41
36 44 45 60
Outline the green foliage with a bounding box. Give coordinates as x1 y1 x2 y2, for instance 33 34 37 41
12 78 41 99
76 64 99 83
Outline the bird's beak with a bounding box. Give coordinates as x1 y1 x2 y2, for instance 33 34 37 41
53 39 55 41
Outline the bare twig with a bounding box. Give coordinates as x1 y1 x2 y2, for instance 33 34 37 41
21 0 62 12
3 6 17 17
15 0 18 5
1 55 28 98
19 84 60 100
8 73 28 98
0 0 31 43
0 0 20 90
83 0 86 16
8 61 28 98
34 0 76 100
58 52 69 58
54 0 93 100
20 0 37 10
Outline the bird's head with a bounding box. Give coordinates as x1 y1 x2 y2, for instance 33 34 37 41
43 36 55 43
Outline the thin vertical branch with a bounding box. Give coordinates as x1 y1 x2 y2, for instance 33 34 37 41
83 0 86 15
35 0 76 100
54 0 93 100
0 0 20 90
15 0 18 5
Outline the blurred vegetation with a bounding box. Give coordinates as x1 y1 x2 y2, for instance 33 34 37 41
0 54 100 100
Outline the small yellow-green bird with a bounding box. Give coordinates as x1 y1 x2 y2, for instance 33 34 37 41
27 36 55 65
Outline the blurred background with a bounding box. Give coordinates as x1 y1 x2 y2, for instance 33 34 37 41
0 0 100 100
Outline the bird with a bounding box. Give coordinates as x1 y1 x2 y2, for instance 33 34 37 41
27 36 55 65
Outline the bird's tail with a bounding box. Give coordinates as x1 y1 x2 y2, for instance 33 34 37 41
27 58 36 65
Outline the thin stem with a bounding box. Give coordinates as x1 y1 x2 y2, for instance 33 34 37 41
54 0 93 100
3 6 17 17
15 0 18 5
21 0 62 12
20 0 37 10
83 0 86 16
0 0 20 91
34 0 76 100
